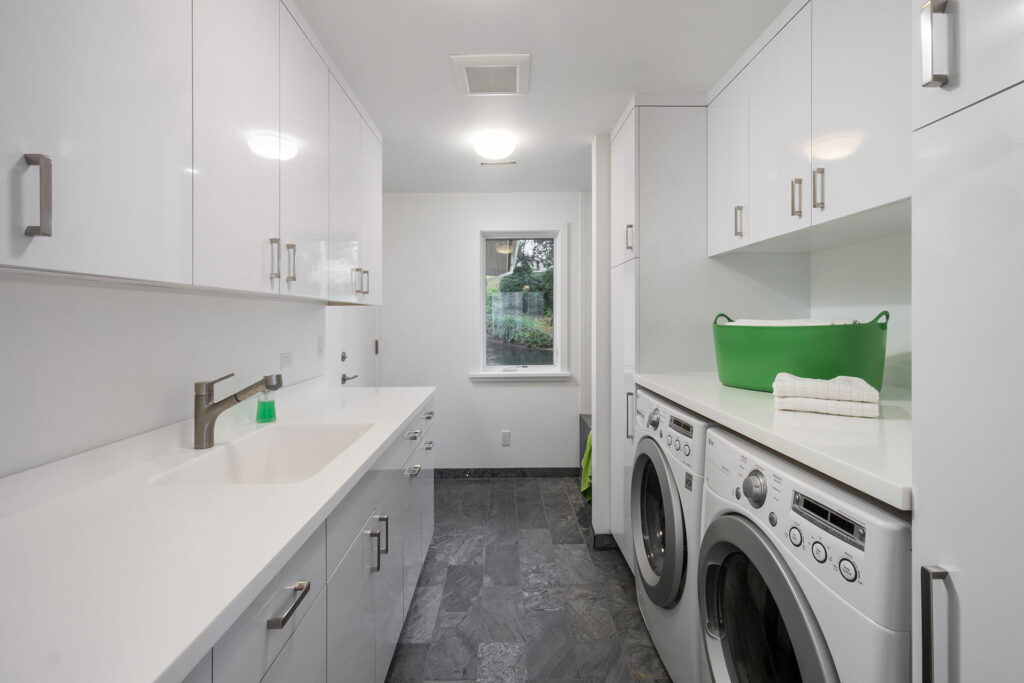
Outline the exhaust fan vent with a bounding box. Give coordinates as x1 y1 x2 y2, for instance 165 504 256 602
451 54 530 95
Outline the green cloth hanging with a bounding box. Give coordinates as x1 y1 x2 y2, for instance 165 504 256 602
580 430 593 502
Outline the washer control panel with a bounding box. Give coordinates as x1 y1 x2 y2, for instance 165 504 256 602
634 389 709 477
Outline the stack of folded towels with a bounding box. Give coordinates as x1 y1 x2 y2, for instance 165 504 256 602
772 372 880 418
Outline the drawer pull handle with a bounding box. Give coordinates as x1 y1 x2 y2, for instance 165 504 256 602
922 565 950 682
790 178 803 218
376 514 390 553
266 580 310 630
352 267 364 294
24 154 52 237
920 0 949 87
406 464 422 476
813 167 825 210
285 243 297 282
406 429 421 441
362 269 370 296
733 206 743 237
370 530 382 572
421 410 435 420
625 224 634 250
269 238 281 280
423 440 435 452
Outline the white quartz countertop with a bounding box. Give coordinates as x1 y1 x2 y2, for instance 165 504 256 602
0 380 435 683
635 372 911 510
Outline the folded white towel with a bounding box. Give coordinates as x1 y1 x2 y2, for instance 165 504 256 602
772 373 880 404
775 396 880 418
722 318 857 327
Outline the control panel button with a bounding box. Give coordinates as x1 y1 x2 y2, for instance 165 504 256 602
673 439 681 451
811 542 827 563
666 434 672 446
768 512 777 527
682 444 691 456
734 487 742 501
839 558 858 582
789 527 803 546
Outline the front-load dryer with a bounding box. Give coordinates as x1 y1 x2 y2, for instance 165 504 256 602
631 388 710 683
699 428 911 682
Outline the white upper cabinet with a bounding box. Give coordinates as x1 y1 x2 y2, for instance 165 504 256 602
912 0 1024 130
280 5 328 299
193 0 281 294
748 4 812 243
708 69 750 256
811 0 910 222
359 120 384 306
328 77 363 303
609 108 637 267
0 1 192 283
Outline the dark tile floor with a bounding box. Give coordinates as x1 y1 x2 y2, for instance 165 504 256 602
386 477 670 683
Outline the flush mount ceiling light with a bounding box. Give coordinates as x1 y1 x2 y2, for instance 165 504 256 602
247 132 299 161
473 132 516 161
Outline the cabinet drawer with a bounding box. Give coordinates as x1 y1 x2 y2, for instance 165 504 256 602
326 404 435 574
213 526 327 683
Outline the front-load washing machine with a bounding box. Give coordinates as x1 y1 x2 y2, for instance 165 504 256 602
631 388 710 683
699 428 911 682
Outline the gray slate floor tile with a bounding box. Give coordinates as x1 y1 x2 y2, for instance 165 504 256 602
441 564 484 613
386 643 431 683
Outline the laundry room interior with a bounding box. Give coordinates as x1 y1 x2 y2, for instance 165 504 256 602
0 1 1017 682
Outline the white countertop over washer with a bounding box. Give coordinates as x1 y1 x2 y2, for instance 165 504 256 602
0 379 435 683
635 372 911 511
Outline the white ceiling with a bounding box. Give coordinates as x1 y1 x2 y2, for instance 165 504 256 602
296 0 790 193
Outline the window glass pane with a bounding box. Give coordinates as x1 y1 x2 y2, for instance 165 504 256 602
484 237 555 367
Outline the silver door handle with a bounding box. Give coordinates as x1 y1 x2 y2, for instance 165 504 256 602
733 206 743 237
625 391 634 440
266 580 310 629
375 514 390 553
369 530 382 572
362 269 370 295
790 178 803 218
24 154 52 237
406 464 422 476
340 373 359 384
921 565 949 683
625 224 634 250
270 238 281 279
353 267 363 294
423 440 435 451
406 429 421 440
920 0 949 87
285 243 296 282
813 168 825 210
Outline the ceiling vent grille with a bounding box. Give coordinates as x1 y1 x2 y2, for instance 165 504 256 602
451 54 530 95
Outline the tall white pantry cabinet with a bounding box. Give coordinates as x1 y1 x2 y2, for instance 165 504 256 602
911 1 1024 681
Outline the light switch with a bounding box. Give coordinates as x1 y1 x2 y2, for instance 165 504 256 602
501 430 511 447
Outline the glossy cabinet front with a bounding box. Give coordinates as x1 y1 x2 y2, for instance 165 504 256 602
0 0 192 283
609 108 637 267
608 258 636 563
708 69 750 255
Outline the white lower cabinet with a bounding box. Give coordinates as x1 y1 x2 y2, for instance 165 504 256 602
261 588 327 683
326 517 378 683
373 477 408 683
608 258 636 562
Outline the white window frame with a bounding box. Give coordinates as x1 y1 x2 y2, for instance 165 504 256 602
470 225 570 381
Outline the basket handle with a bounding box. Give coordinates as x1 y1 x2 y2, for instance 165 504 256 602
871 311 890 328
714 313 734 325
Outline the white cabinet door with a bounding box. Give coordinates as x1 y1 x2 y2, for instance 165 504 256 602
359 120 384 305
373 481 405 683
811 0 911 223
609 108 637 267
280 5 328 299
193 0 280 294
262 588 327 683
911 0 1024 130
328 77 363 303
327 517 377 683
420 435 436 562
325 305 380 387
748 4 811 242
911 82 1024 683
0 1 192 283
708 70 750 255
608 259 636 567
401 454 422 617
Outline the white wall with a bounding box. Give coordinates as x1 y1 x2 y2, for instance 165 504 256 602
810 232 911 387
0 271 325 478
381 192 585 469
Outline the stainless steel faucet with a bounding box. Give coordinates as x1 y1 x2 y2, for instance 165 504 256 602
194 372 283 449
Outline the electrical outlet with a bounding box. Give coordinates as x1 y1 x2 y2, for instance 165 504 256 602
280 351 294 369
501 430 511 447
316 334 324 358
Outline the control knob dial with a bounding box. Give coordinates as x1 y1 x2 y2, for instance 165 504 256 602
742 469 768 509
647 408 661 430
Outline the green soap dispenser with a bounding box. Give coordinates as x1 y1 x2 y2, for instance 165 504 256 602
256 388 277 423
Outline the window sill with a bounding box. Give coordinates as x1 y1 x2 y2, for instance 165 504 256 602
469 370 572 382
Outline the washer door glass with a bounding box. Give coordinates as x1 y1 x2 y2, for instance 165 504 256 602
630 437 686 608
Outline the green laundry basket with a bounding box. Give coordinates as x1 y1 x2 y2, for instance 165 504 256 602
712 311 889 392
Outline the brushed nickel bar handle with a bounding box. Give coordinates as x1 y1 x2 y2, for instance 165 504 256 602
266 580 310 629
269 238 281 279
405 464 422 476
369 530 382 572
421 410 435 420
733 206 743 237
406 429 421 441
791 178 803 218
921 0 949 87
423 440 435 451
352 267 363 294
362 269 370 296
375 514 390 553
24 154 52 237
921 565 949 683
285 243 296 282
813 168 825 210
626 391 634 440
625 224 634 251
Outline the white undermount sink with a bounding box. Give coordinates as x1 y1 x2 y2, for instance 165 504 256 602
155 423 373 485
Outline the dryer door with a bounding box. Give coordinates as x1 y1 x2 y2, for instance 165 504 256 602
630 436 686 608
699 514 839 683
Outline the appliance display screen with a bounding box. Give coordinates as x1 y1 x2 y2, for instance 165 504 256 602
669 416 692 437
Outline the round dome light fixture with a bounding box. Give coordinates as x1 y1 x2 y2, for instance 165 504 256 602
473 132 516 161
